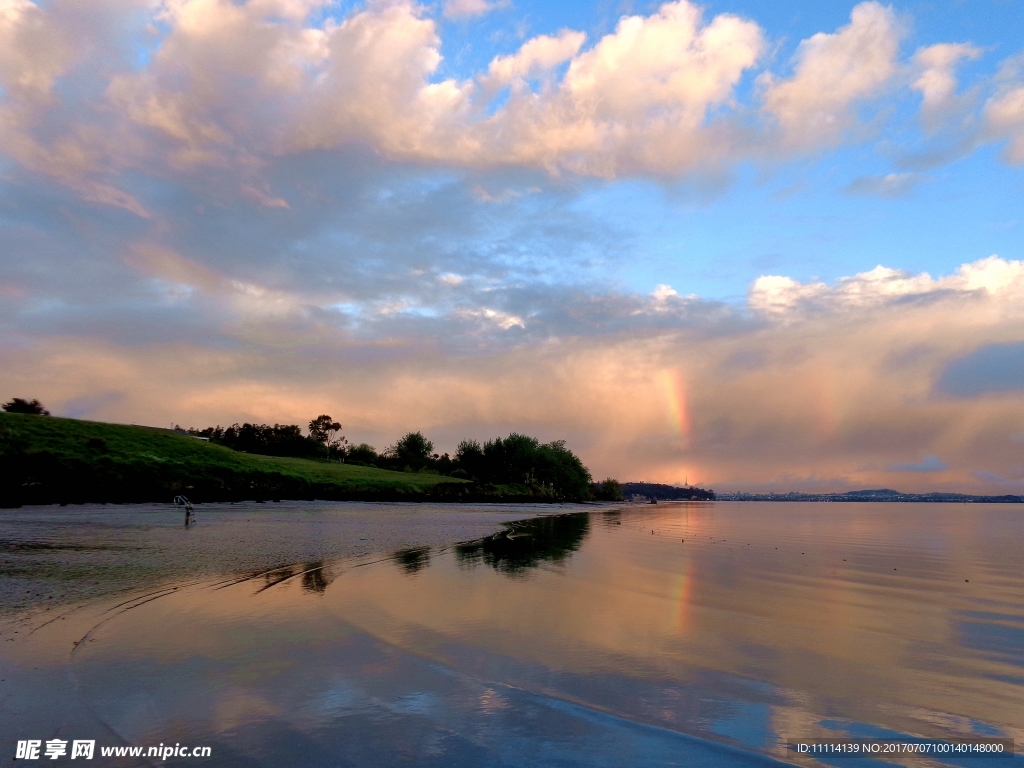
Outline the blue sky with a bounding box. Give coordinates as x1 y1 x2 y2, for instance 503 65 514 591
396 0 1024 301
423 0 1024 300
1 0 1023 491
581 144 1024 299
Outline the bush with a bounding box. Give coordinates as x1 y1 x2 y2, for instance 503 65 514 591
346 443 378 465
2 398 49 415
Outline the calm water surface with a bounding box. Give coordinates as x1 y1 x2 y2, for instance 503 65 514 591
66 503 1024 766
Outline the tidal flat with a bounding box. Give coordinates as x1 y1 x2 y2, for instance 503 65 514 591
2 502 1023 767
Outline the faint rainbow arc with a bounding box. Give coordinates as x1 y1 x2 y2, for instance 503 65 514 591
660 369 690 438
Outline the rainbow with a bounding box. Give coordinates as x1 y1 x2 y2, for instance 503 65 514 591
660 368 690 437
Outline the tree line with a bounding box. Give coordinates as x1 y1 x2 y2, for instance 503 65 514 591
2 398 623 501
182 416 621 500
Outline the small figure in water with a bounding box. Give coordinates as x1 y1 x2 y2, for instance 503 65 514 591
173 495 195 526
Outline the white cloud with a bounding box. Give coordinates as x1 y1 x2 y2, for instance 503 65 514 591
298 0 767 176
760 2 902 149
749 255 1024 317
956 254 1024 292
481 30 586 92
844 172 921 197
104 0 767 177
0 0 78 101
455 307 525 329
984 55 1024 163
651 284 679 301
443 0 509 20
5 0 1020 200
912 42 981 130
491 1 764 176
0 0 153 214
124 243 309 320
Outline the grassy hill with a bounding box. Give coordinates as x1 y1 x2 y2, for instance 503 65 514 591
0 413 481 507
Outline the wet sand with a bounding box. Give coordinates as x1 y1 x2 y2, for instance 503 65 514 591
0 500 567 619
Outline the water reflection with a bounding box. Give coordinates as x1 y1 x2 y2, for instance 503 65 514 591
260 565 295 590
453 512 590 575
60 503 1024 767
600 509 623 526
393 547 431 575
300 562 333 594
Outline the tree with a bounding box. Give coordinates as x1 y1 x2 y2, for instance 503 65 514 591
593 478 623 501
188 422 325 458
453 433 593 499
533 439 592 499
455 439 485 479
387 431 434 470
2 398 50 415
346 443 378 465
308 415 346 458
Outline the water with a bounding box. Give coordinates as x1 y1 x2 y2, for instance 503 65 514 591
10 503 1024 766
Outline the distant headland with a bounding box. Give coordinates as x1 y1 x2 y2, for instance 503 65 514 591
619 482 715 502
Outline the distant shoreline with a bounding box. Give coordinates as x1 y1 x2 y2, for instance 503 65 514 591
716 490 1023 503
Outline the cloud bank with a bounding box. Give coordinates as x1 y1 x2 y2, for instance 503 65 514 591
4 252 1024 493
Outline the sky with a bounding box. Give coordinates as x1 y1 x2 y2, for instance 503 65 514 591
1 0 1023 493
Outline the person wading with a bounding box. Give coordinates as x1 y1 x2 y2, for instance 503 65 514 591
173 495 195 526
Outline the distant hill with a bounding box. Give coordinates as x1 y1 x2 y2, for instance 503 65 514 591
620 482 715 501
0 413 560 507
716 488 1024 503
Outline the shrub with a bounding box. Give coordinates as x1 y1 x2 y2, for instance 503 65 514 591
2 398 49 415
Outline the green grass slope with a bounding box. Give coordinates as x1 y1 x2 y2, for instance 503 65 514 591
0 413 469 506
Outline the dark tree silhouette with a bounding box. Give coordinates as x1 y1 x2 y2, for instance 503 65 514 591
592 478 623 500
2 398 50 415
308 414 346 458
386 431 434 470
188 422 325 458
455 439 485 478
346 443 378 465
452 433 592 498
